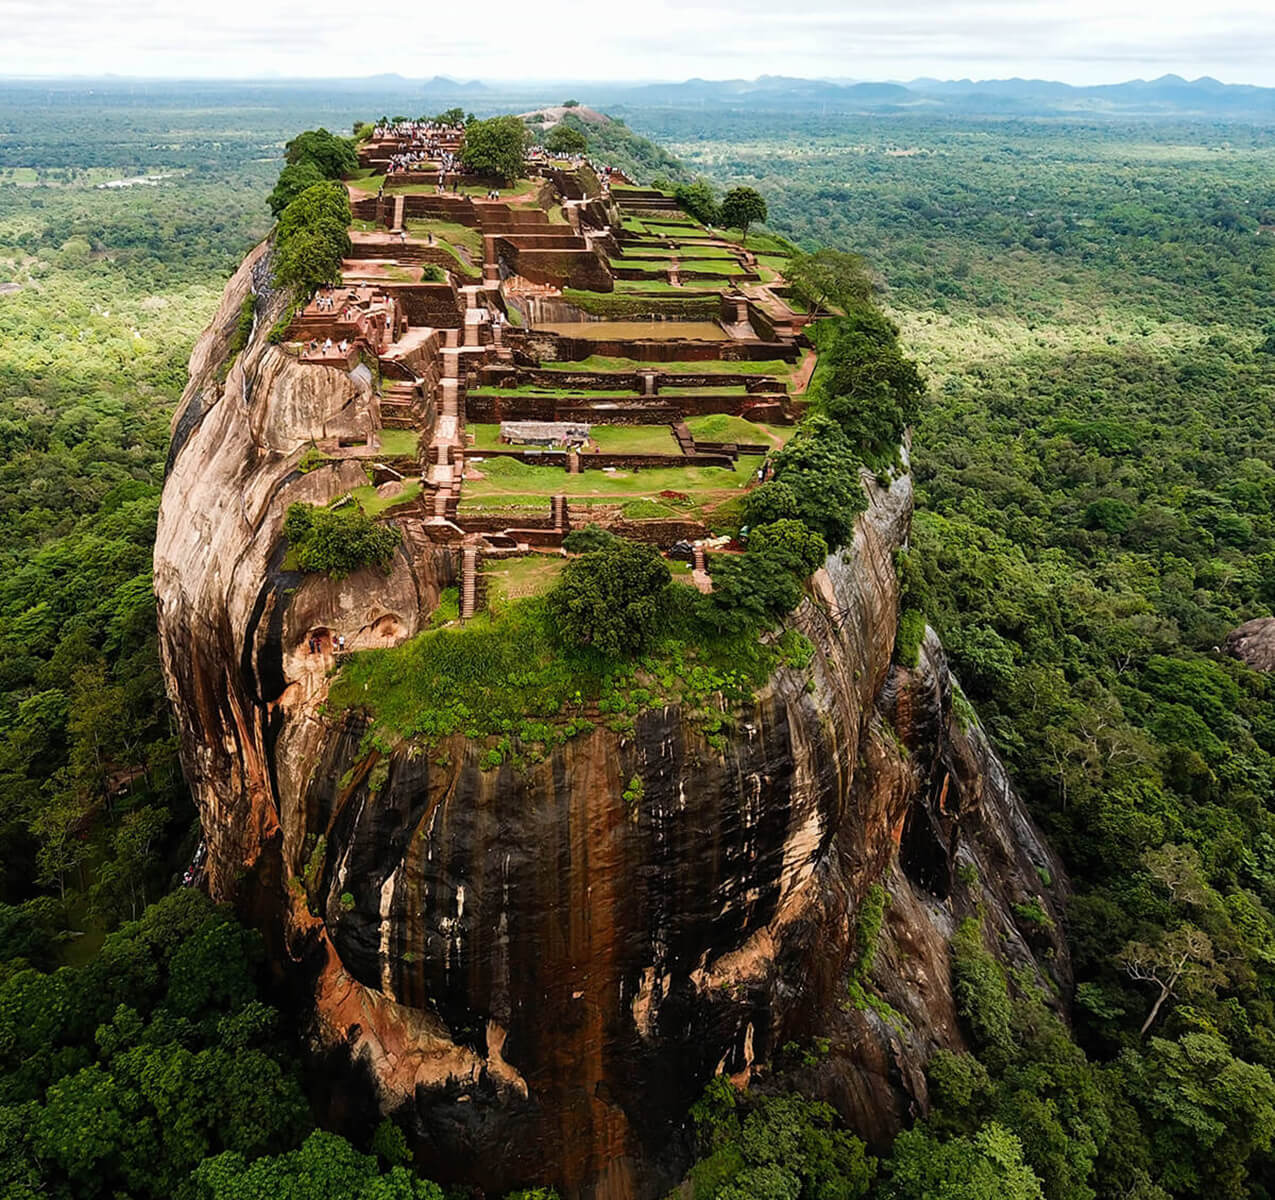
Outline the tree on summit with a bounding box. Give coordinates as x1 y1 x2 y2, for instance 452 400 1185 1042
545 124 588 156
548 540 671 657
461 116 532 184
721 186 768 241
283 128 358 180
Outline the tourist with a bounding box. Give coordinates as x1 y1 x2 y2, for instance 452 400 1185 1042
323 337 333 353
337 634 346 653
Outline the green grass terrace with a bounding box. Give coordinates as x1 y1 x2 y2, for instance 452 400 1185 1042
459 454 755 521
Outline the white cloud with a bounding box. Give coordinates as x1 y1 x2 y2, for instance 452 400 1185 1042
0 0 1273 84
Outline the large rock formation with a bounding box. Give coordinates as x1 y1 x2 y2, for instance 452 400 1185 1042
156 249 1069 1199
1226 617 1275 672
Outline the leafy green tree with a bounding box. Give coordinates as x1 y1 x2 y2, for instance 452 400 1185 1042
272 182 351 294
1119 925 1220 1037
284 504 401 579
544 124 587 156
562 527 618 554
460 116 531 183
742 481 800 529
674 180 721 225
702 553 803 634
548 540 671 657
816 311 925 461
721 187 768 240
770 416 867 550
682 1082 874 1200
785 249 873 314
188 1129 444 1199
283 128 358 179
1121 1033 1275 1198
878 1123 1045 1200
268 160 325 218
747 520 828 577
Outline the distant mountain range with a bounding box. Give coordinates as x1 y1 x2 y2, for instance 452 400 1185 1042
410 72 1275 119
5 71 1273 120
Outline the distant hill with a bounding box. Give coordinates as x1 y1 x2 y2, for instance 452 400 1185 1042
411 72 1275 119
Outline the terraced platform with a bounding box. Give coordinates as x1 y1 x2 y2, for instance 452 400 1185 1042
279 118 818 614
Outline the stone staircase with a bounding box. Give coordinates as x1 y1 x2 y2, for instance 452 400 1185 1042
460 545 480 622
392 194 406 232
379 377 420 429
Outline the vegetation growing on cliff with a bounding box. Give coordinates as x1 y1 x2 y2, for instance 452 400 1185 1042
271 181 352 294
327 584 815 763
283 502 401 578
8 82 1275 1199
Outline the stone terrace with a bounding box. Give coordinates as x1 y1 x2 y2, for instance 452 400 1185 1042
281 118 819 616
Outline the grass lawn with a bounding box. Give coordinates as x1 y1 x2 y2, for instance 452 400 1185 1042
539 354 797 377
612 279 721 295
484 554 565 606
587 424 680 453
405 218 483 257
469 386 642 400
462 454 753 517
350 479 422 516
346 172 386 194
678 260 744 277
376 429 421 457
684 414 792 448
327 584 808 760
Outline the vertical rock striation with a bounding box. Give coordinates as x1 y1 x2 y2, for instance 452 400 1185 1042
156 258 1068 1199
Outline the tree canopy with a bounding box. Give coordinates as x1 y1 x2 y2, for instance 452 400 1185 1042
460 116 531 183
544 124 588 156
283 128 358 180
548 540 672 657
284 504 401 578
272 182 351 294
720 187 768 239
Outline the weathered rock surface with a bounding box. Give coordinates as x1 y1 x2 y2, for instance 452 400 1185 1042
1226 617 1275 672
156 256 1069 1200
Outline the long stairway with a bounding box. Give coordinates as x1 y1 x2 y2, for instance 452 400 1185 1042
392 194 406 231
460 546 478 622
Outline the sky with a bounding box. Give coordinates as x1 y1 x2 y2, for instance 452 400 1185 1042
2 0 1275 86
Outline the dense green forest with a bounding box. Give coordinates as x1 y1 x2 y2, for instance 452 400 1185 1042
3 83 1275 1196
633 109 1275 1197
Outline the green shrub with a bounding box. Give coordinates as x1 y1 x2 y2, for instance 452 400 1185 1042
284 503 400 578
951 917 1015 1063
562 527 618 554
895 608 926 668
548 540 672 656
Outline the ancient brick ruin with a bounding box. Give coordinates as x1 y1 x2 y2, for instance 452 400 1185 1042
275 119 821 612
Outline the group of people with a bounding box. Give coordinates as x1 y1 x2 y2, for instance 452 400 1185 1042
307 633 347 654
306 336 351 356
372 119 463 141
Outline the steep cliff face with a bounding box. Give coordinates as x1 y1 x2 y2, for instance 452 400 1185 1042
156 260 1069 1199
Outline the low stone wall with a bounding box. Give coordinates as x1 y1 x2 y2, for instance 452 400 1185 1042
579 452 735 470
524 335 798 365
382 283 464 329
457 512 555 533
495 242 613 291
597 517 710 546
694 440 771 456
402 194 480 226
